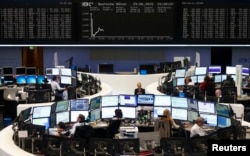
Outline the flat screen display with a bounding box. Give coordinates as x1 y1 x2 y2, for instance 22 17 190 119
176 77 185 86
56 111 70 124
175 69 186 78
3 67 13 75
3 75 13 84
171 108 187 121
137 94 154 106
89 108 101 122
154 95 171 107
37 75 45 84
208 66 221 74
217 115 231 128
89 96 101 110
242 67 249 76
26 75 37 84
171 97 188 108
70 111 89 122
19 107 32 121
214 75 222 83
198 101 215 114
195 67 207 75
16 67 26 75
153 106 171 118
60 76 72 84
187 110 198 122
55 100 70 112
226 66 236 75
26 67 36 75
119 94 137 107
101 106 118 119
216 103 230 117
32 117 50 129
16 75 26 85
32 106 51 118
46 68 60 75
70 99 89 111
60 68 72 76
199 113 217 127
101 95 119 107
190 76 197 84
187 98 198 111
197 75 205 83
119 106 136 119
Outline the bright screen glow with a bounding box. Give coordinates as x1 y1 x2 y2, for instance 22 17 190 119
197 75 205 83
208 66 221 74
199 113 217 127
32 117 50 129
153 106 171 118
226 66 236 75
70 99 89 111
119 95 137 107
187 110 198 122
217 115 231 128
37 75 45 84
56 111 70 124
70 111 89 122
33 106 51 118
89 96 101 110
214 75 222 83
56 100 70 112
16 75 26 85
195 67 207 75
198 101 215 114
89 108 101 122
154 95 171 107
60 68 72 76
190 76 197 84
101 106 118 119
242 67 249 76
187 98 198 111
176 77 185 86
216 103 230 117
46 68 60 75
101 95 119 107
137 94 154 106
171 108 187 121
26 75 36 84
171 97 188 108
60 76 72 84
119 107 136 119
175 69 186 78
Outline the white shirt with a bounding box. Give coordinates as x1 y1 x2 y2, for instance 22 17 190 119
50 81 64 92
190 123 206 138
70 122 86 137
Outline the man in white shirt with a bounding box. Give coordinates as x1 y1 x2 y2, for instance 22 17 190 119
70 114 87 138
190 117 206 138
51 76 67 101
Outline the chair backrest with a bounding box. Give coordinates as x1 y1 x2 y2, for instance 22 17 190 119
154 119 171 138
3 87 19 101
113 138 140 156
160 137 188 155
74 125 94 139
89 138 114 155
187 135 208 155
107 119 122 138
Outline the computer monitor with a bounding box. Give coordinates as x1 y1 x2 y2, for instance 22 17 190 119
19 107 32 122
242 67 249 76
198 101 215 114
154 95 171 107
101 95 119 107
46 68 60 75
139 64 156 74
32 106 51 118
70 98 89 111
216 103 230 117
190 75 197 84
195 67 207 75
171 108 187 121
55 100 70 112
208 66 221 74
16 75 27 85
56 111 70 124
197 75 205 83
3 75 14 84
32 117 50 130
217 115 232 128
176 77 185 86
199 113 217 127
3 67 13 75
187 98 198 111
89 108 101 122
101 106 118 119
175 69 186 78
89 96 101 110
16 67 26 75
26 67 36 75
187 110 199 122
60 76 72 84
171 97 188 108
137 94 154 106
119 106 136 119
153 106 171 118
214 75 222 83
26 75 37 84
98 64 114 74
37 75 45 84
60 68 72 76
70 110 89 122
221 74 227 81
226 66 236 75
119 94 137 107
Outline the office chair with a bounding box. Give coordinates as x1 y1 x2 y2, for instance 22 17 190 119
221 86 237 103
106 119 122 139
61 138 88 156
89 138 114 156
187 135 208 156
113 138 140 156
74 125 94 146
42 135 64 156
154 119 172 138
160 137 188 156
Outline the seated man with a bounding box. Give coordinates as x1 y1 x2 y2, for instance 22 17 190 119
190 117 207 138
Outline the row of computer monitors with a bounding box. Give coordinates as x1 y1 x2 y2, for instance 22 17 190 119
18 95 233 130
175 66 249 78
